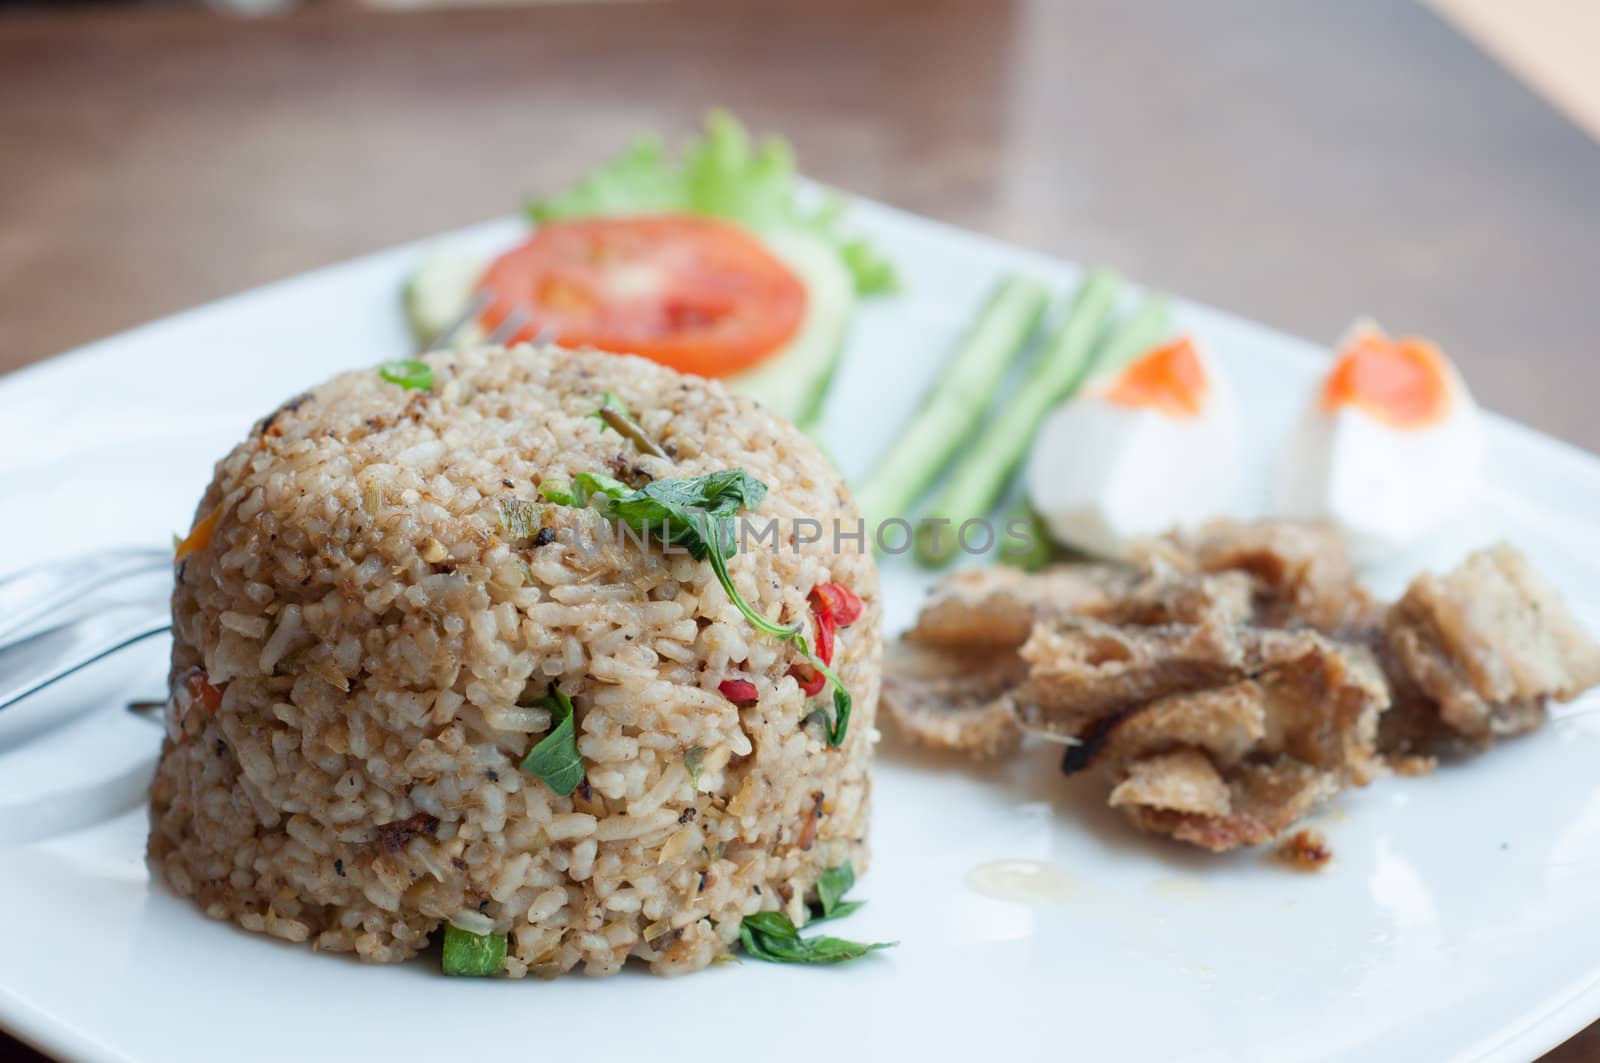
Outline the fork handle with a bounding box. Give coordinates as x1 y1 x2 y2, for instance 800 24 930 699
0 603 171 713
0 547 172 641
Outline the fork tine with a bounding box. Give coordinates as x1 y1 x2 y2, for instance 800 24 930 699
485 306 531 347
422 290 493 354
531 324 559 347
0 548 171 643
0 603 171 713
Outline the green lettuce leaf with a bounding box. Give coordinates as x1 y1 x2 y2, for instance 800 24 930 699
527 110 896 296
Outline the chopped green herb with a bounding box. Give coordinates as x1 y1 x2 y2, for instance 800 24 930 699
997 500 1054 573
591 391 629 429
597 404 669 459
538 472 630 509
379 359 434 391
572 471 631 505
441 924 507 976
684 746 706 789
815 863 854 919
519 686 584 796
543 468 854 746
738 911 891 965
736 861 890 965
805 862 863 924
538 480 574 506
600 469 767 556
813 898 865 924
496 497 542 540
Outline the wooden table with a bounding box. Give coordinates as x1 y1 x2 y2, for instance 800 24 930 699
5 0 1600 452
2 1 1599 1059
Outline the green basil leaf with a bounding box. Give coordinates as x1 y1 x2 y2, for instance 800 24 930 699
545 467 853 746
739 919 891 965
769 934 892 965
604 470 767 561
809 899 865 925
826 685 852 749
815 863 855 918
738 920 787 963
519 687 584 796
441 925 507 976
734 864 891 965
740 910 802 944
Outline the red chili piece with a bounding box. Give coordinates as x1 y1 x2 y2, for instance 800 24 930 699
812 605 837 667
183 669 224 718
811 583 863 627
718 678 760 706
787 665 827 697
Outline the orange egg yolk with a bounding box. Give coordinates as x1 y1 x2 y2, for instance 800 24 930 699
1321 329 1451 429
1105 337 1209 417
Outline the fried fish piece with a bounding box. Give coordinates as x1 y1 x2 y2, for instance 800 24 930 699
880 566 1127 757
884 564 1256 756
1084 681 1268 772
904 564 1137 650
1016 618 1251 730
1385 544 1600 746
1109 748 1231 817
1052 632 1387 849
1017 617 1387 758
1073 632 1389 783
1140 518 1373 633
1113 754 1342 853
879 641 1026 759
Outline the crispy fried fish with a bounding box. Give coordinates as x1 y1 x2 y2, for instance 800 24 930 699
881 522 1600 853
1385 544 1600 746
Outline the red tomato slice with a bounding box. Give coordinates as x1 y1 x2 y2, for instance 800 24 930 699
475 215 807 377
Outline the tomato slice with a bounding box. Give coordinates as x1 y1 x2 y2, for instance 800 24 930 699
474 215 806 377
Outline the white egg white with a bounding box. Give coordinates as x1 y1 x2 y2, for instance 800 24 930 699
1026 346 1241 559
1274 331 1484 564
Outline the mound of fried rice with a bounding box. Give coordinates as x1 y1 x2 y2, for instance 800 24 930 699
148 344 880 977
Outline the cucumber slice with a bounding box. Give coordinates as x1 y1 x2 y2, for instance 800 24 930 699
404 248 488 348
726 228 857 428
398 228 855 429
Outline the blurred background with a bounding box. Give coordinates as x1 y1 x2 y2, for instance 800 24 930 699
2 1 1600 1059
3 0 1598 451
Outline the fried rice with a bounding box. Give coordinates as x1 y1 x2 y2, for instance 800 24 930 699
148 343 880 977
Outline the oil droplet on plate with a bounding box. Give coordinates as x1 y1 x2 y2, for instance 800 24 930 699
966 859 1075 906
1149 875 1211 901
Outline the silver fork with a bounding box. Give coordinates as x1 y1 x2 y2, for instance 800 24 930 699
0 549 174 713
0 546 171 642
423 292 541 352
1 306 558 715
